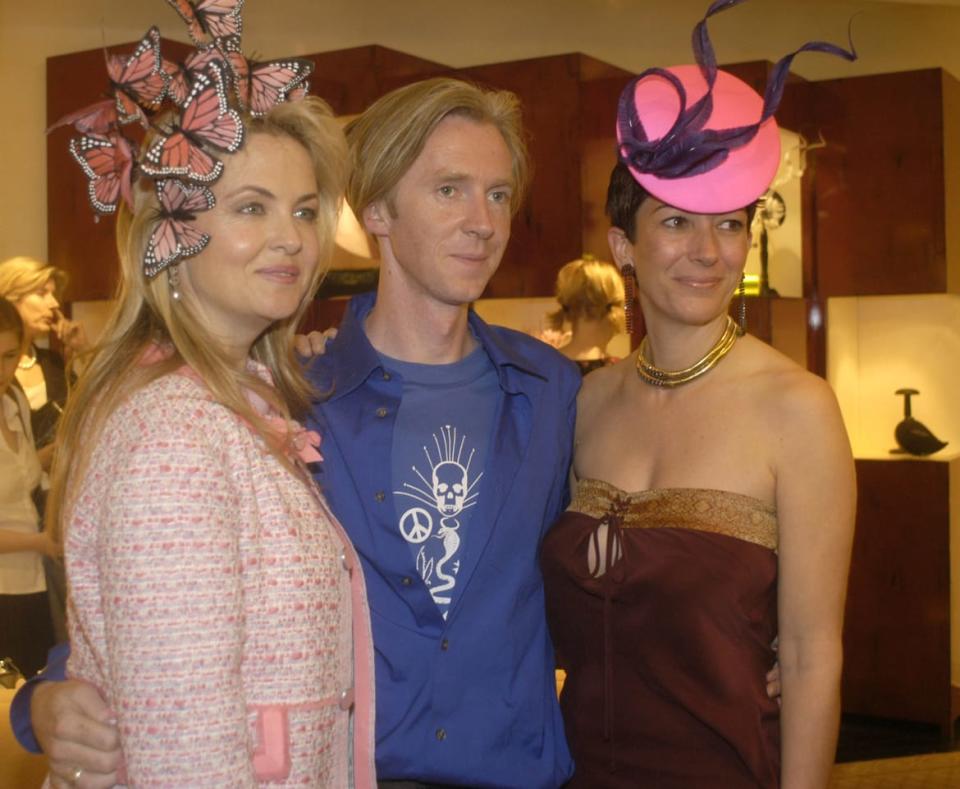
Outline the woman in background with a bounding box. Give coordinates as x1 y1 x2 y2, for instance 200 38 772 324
0 257 87 457
0 257 83 642
0 297 57 676
544 255 626 376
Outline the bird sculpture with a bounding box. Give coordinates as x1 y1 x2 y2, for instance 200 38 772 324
893 388 948 456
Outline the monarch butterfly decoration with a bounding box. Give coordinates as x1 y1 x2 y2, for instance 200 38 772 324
50 0 313 277
161 40 227 107
106 26 169 125
140 61 244 183
165 0 244 46
228 51 314 117
68 131 136 215
144 179 216 277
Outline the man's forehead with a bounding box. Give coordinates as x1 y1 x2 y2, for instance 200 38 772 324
414 117 513 179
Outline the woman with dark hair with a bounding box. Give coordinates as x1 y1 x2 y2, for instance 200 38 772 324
0 297 57 676
542 3 857 787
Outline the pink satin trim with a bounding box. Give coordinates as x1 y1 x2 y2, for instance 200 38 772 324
251 706 291 782
139 342 323 465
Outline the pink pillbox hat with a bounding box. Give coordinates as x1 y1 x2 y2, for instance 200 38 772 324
615 0 856 215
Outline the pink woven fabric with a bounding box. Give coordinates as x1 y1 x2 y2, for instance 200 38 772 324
65 369 375 787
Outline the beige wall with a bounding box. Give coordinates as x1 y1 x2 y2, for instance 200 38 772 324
2 0 960 263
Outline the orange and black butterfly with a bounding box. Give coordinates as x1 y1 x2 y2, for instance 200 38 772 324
165 0 244 46
144 179 215 277
106 26 168 125
140 61 243 183
69 131 136 215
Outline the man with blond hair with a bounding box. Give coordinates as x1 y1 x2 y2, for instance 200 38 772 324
16 78 578 788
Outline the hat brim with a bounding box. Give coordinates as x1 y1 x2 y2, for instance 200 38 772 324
619 64 781 215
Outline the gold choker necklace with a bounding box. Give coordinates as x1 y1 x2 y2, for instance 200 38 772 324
17 347 38 371
636 316 739 388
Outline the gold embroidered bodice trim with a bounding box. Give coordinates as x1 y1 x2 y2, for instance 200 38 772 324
569 478 778 552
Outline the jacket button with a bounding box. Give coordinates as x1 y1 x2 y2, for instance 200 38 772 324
375 407 388 418
375 491 385 502
382 371 391 381
435 728 446 741
441 639 449 651
401 576 412 586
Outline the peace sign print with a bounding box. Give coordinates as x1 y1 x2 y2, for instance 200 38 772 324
400 507 434 544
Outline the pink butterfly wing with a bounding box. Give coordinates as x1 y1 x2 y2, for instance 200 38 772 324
143 130 224 182
246 59 312 116
180 63 243 151
195 0 244 39
140 65 240 182
165 0 207 44
68 133 133 214
47 99 118 135
106 27 167 119
162 58 190 106
144 180 214 276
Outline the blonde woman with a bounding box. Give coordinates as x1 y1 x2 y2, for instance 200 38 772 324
545 255 626 375
26 11 375 785
0 297 57 676
0 257 85 457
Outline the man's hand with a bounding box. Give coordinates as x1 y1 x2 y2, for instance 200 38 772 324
33 679 121 789
294 328 337 358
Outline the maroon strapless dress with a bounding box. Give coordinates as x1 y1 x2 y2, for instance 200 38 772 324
542 480 781 788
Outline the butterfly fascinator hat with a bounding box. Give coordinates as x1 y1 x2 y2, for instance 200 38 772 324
51 0 314 279
616 0 857 214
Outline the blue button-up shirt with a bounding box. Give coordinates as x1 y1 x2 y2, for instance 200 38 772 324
307 292 578 788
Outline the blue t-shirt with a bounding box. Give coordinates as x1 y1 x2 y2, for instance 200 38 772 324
380 345 499 620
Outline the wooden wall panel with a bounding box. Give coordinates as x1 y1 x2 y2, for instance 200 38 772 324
843 459 953 730
811 70 947 297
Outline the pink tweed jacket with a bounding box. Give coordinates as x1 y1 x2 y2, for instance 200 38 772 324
65 369 375 787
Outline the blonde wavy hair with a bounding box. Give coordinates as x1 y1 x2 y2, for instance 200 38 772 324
0 256 67 304
546 255 626 334
46 96 347 542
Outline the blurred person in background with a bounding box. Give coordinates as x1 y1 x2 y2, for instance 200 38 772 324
0 296 57 677
544 255 626 376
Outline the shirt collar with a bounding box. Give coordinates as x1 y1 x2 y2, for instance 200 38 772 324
318 290 548 401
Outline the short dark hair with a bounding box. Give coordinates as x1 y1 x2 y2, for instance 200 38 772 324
604 161 758 242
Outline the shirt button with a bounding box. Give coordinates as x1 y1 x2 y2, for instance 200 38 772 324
375 407 388 418
401 576 412 586
375 491 385 502
338 688 354 710
435 728 446 741
441 639 449 651
340 551 352 573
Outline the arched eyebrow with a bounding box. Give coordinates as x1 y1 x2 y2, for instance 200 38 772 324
223 185 318 203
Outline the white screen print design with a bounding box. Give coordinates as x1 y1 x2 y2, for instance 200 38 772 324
394 425 483 615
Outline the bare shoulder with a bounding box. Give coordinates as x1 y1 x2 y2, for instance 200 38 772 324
739 338 842 426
